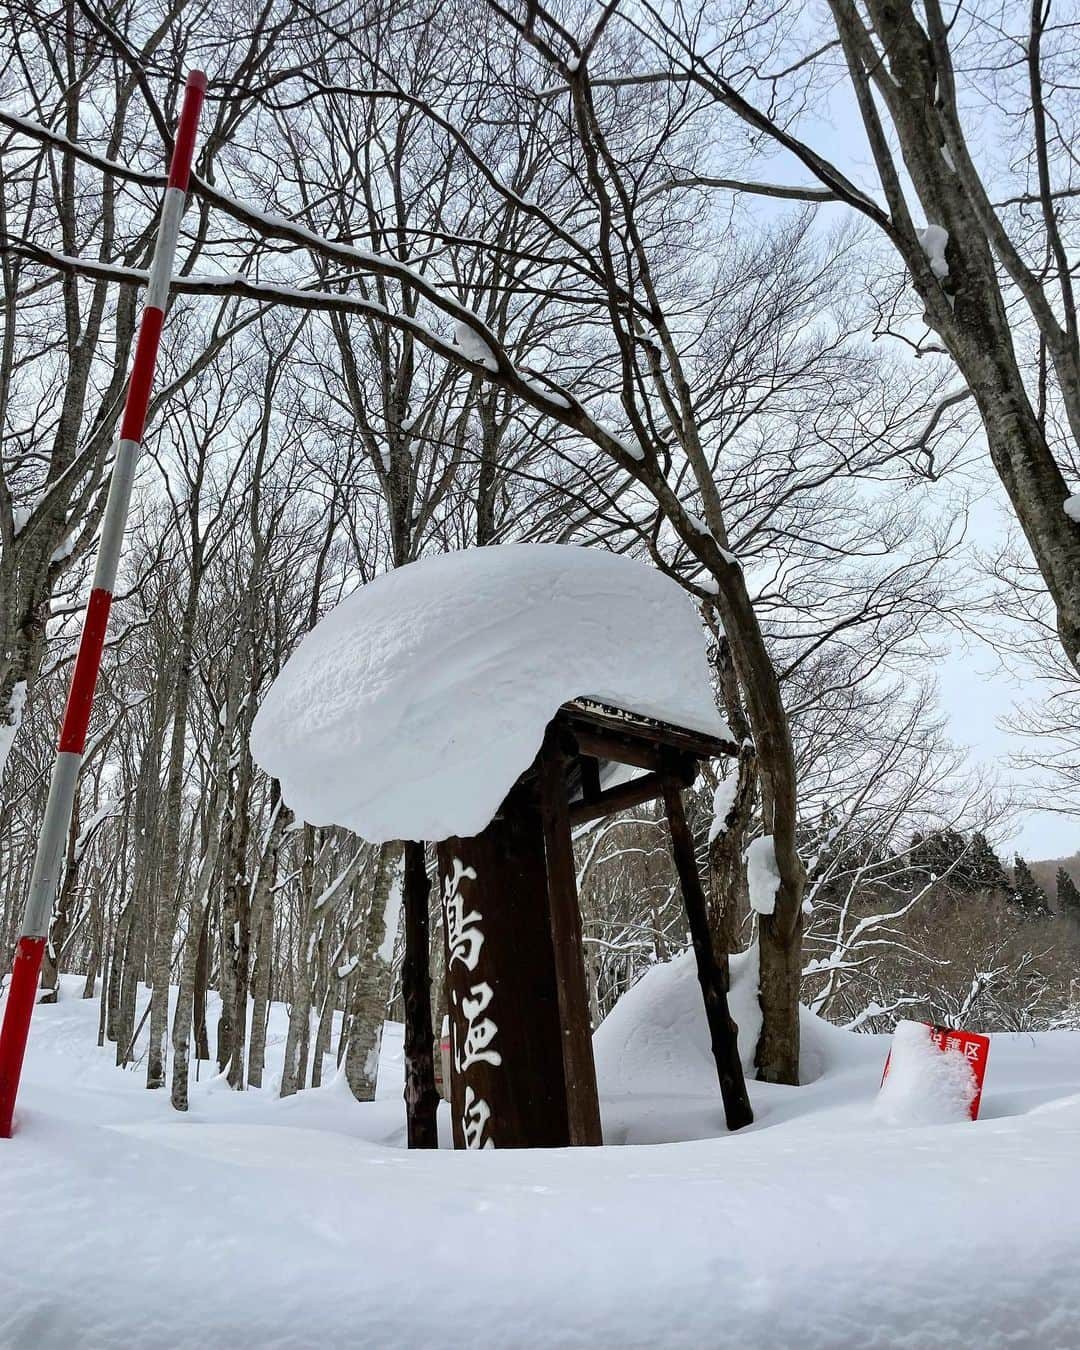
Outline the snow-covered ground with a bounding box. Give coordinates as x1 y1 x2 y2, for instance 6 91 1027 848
2 962 1078 1349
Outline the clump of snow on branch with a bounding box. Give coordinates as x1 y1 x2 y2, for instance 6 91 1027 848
452 318 497 370
708 774 739 844
1065 494 1080 524
746 834 781 915
251 544 730 843
875 1020 977 1126
916 224 950 280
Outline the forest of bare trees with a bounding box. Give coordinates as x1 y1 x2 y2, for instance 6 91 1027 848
1 0 1079 1117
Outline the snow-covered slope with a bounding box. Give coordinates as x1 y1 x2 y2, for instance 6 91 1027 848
593 947 843 1142
251 544 729 842
2 973 1078 1349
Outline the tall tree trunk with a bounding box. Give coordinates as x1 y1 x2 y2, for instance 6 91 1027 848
247 903 274 1089
220 741 255 1087
344 841 404 1102
39 794 80 1003
192 904 211 1063
705 626 758 985
401 841 438 1147
105 895 129 1046
247 795 289 1088
169 765 228 1111
82 884 102 1000
171 893 210 1113
280 826 318 1099
146 571 202 1089
831 0 1080 672
116 892 149 1068
310 984 335 1088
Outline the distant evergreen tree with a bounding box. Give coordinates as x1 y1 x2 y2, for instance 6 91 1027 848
968 832 1009 897
909 829 973 890
1056 868 1080 923
1010 855 1051 917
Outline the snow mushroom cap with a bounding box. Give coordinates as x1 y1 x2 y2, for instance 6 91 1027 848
250 543 730 843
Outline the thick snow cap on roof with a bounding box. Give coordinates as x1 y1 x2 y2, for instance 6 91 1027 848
251 544 729 843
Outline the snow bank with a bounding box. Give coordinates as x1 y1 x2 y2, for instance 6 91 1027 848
876 1019 977 1126
251 545 728 842
594 945 840 1124
8 976 1080 1347
594 948 763 1098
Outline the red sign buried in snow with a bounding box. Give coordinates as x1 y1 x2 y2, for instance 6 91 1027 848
881 1023 990 1120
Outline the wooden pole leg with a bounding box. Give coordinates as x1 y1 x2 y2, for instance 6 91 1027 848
662 777 754 1131
538 728 603 1146
402 841 439 1148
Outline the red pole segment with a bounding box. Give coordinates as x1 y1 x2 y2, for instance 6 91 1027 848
0 71 207 1139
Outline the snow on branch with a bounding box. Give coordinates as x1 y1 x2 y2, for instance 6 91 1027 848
644 175 838 204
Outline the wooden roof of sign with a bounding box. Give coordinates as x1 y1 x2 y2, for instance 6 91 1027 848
543 699 741 829
559 698 740 762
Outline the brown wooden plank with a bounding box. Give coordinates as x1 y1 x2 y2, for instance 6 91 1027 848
402 840 439 1149
662 777 754 1131
567 755 698 827
567 770 667 827
568 724 667 773
538 727 603 1146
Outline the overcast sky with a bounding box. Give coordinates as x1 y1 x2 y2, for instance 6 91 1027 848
737 35 1079 864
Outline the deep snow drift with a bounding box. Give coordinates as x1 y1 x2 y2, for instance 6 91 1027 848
251 544 730 842
1 966 1078 1349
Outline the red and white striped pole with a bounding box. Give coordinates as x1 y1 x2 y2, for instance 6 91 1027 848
0 70 207 1138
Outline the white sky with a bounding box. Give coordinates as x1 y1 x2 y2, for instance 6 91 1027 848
937 643 1077 862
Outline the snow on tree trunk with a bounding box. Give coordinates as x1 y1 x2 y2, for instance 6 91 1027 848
344 841 404 1102
706 747 756 980
279 826 319 1099
247 800 289 1088
0 680 27 786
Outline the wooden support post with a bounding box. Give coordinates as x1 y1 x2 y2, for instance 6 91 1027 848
538 728 603 1146
662 776 754 1131
402 840 439 1149
579 755 601 804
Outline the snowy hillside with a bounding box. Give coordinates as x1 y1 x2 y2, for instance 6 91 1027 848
1 969 1078 1348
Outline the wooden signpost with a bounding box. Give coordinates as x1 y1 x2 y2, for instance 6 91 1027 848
403 698 754 1151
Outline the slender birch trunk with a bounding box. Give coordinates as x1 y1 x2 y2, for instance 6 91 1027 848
344 841 404 1102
